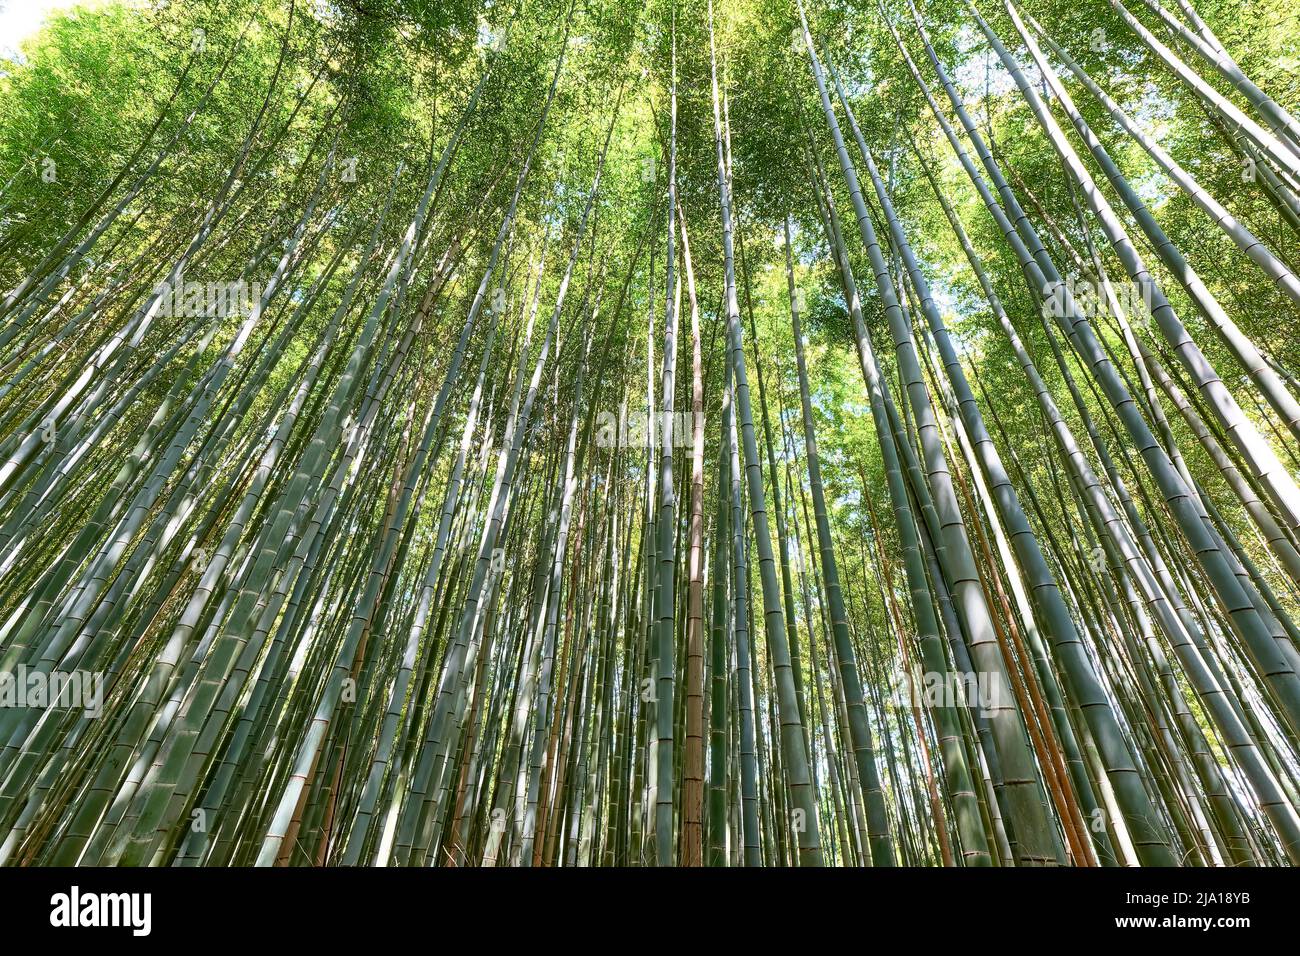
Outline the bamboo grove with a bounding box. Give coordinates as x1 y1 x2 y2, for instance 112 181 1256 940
0 0 1298 867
